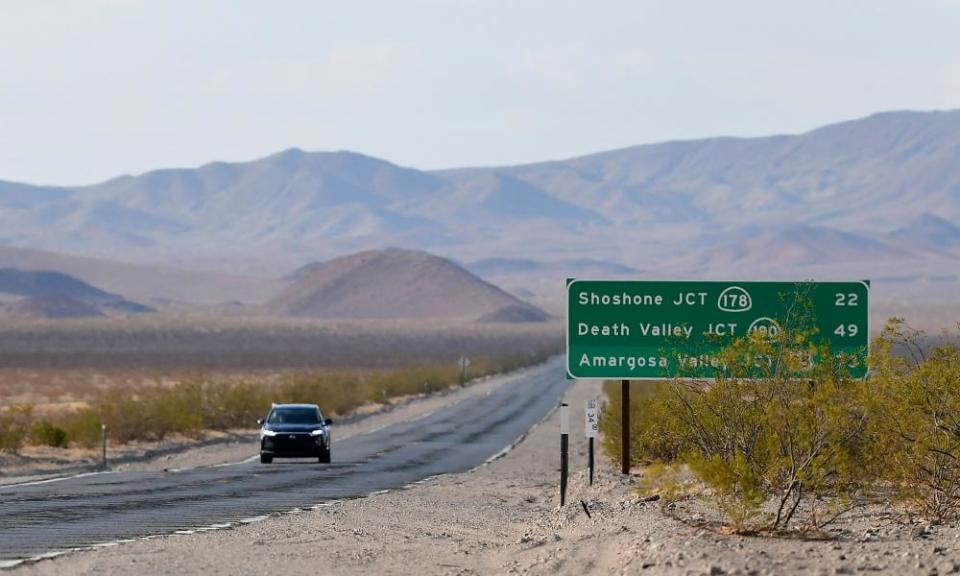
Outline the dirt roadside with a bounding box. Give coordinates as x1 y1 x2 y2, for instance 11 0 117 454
14 378 960 575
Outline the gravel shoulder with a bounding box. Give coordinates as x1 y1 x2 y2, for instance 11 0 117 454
15 378 960 575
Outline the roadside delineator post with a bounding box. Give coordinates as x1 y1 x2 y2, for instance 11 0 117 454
585 399 599 485
560 402 569 506
621 380 630 475
100 424 108 471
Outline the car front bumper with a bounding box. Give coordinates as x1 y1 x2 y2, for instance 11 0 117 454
261 433 328 457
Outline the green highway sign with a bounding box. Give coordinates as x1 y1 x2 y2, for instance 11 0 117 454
566 280 869 379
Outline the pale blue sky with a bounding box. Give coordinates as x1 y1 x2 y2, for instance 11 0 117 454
2 0 958 185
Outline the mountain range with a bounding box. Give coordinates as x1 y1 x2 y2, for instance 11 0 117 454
1 110 959 326
2 110 956 272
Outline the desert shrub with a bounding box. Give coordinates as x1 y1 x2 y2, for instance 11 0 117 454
279 372 365 414
636 460 688 503
689 452 767 531
98 393 149 443
866 319 960 521
144 381 205 440
59 408 104 448
0 405 33 453
705 340 866 524
367 364 450 402
202 381 271 429
471 350 554 376
16 351 555 448
665 349 868 531
602 296 870 532
31 420 68 448
601 380 687 464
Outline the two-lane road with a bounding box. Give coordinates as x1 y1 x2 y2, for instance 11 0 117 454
0 359 569 565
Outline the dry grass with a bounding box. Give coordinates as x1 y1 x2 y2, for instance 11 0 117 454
0 317 561 451
1 352 554 450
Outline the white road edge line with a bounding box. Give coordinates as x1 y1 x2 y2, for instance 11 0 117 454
0 471 106 490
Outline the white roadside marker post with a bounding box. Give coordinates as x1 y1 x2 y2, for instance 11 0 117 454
458 356 470 385
560 402 569 506
585 399 599 485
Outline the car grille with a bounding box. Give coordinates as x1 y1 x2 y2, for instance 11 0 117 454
264 433 324 454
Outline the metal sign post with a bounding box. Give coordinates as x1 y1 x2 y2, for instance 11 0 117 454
560 402 569 506
620 381 629 474
585 399 598 485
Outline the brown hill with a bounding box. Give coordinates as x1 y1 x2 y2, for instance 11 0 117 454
267 249 547 321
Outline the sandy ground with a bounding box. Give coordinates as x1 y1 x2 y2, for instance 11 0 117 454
13 377 960 575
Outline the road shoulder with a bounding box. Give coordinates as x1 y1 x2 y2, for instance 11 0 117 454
18 376 960 576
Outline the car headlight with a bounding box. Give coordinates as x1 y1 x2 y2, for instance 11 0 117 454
310 429 325 436
261 429 278 437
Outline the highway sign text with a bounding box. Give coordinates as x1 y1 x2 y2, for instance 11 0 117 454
567 280 869 379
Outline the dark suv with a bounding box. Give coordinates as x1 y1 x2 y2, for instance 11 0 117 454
258 403 332 464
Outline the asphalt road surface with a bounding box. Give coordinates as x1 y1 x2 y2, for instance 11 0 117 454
0 359 569 565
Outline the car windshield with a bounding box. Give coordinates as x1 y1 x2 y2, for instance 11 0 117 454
267 407 322 424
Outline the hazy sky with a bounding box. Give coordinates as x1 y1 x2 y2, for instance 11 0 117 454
2 0 958 185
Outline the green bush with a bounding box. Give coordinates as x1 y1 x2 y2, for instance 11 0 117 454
602 301 870 532
689 452 767 531
0 405 33 453
203 380 271 430
154 381 205 439
866 319 960 521
30 420 68 448
636 460 687 503
98 394 149 443
671 353 867 531
60 408 103 449
280 372 365 414
600 380 686 464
